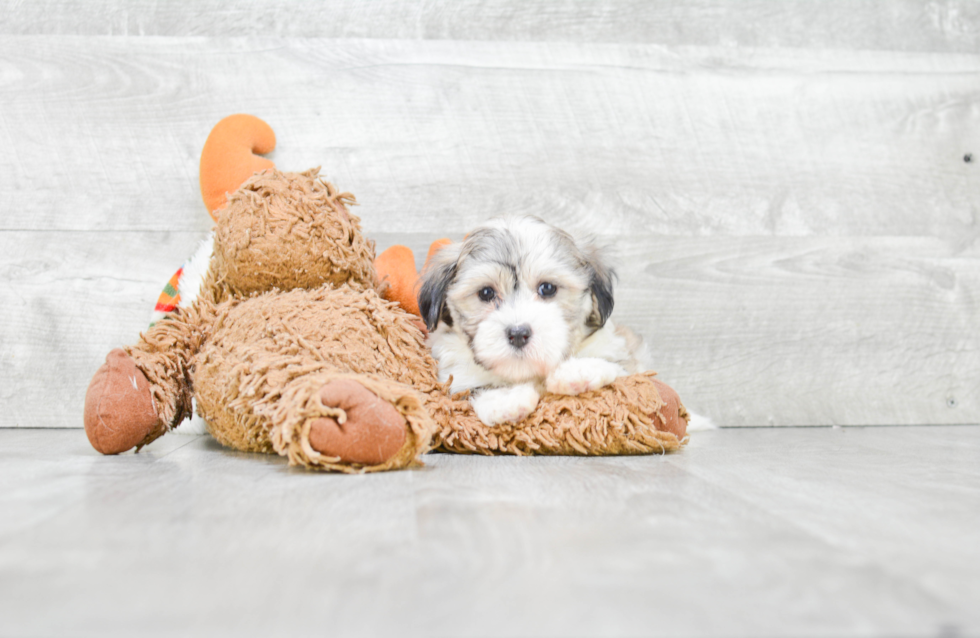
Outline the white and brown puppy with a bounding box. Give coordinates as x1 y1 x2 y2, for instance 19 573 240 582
418 216 648 426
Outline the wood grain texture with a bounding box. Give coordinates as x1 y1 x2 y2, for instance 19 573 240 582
0 231 206 427
665 426 980 620
0 427 977 636
0 0 977 53
2 7 978 429
3 230 977 427
1 38 977 240
617 235 980 427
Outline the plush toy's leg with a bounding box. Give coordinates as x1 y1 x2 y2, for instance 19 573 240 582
84 309 205 455
84 348 165 454
308 379 408 465
650 378 689 439
267 373 437 473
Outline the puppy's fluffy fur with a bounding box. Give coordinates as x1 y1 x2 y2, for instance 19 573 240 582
418 216 649 426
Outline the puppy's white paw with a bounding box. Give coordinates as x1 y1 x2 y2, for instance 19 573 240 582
546 358 626 396
471 384 541 426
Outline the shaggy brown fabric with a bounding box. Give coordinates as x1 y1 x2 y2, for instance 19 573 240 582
436 373 683 456
192 285 441 472
267 371 436 473
188 283 680 468
212 169 376 298
123 300 215 447
86 168 687 472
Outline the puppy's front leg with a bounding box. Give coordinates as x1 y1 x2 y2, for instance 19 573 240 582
471 383 540 426
546 358 626 396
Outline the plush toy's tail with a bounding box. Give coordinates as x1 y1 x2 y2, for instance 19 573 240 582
374 238 452 319
199 114 277 218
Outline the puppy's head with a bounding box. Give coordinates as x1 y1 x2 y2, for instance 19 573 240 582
418 216 615 383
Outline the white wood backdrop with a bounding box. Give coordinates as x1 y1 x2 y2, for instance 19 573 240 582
1 1 978 427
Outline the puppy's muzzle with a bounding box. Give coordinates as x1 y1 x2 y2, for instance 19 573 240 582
506 324 532 350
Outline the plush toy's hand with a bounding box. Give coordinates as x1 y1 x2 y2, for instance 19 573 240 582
199 114 277 218
84 349 163 454
308 379 408 465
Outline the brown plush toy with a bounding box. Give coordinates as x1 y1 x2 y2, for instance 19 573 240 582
83 114 689 473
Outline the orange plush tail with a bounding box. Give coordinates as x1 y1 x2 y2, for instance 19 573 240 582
375 238 453 319
199 114 277 218
375 245 422 316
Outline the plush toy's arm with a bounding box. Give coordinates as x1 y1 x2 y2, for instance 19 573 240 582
84 302 213 454
431 373 689 457
86 115 274 455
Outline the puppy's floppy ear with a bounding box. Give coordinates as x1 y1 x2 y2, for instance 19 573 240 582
583 244 616 331
417 244 460 332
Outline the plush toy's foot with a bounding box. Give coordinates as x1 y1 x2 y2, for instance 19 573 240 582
309 379 408 465
84 348 163 454
650 378 689 439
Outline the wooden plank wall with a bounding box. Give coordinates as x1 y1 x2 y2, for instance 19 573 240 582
1 1 978 427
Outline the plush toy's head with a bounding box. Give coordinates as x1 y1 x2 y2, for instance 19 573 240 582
211 168 377 297
197 114 378 298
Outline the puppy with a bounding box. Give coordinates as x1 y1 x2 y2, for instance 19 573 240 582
418 216 649 426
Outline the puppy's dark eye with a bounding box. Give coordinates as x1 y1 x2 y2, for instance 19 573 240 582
478 286 496 302
537 282 557 298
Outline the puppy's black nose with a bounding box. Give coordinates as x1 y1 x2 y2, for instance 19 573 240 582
506 324 532 349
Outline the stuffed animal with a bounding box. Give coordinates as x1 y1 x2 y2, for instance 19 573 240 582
83 114 690 473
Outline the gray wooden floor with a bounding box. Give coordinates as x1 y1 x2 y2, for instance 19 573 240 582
1 427 978 637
